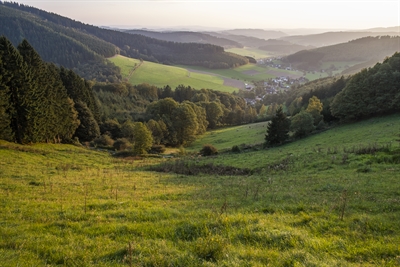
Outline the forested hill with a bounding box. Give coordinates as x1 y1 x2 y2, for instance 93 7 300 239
283 36 400 71
205 31 313 54
280 31 400 47
124 30 243 49
0 2 249 72
0 3 121 82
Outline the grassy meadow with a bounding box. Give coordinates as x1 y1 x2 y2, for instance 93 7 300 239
186 121 269 153
225 47 273 59
1 114 400 266
108 55 238 93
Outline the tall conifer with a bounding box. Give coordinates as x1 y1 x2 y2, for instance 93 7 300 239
0 36 32 143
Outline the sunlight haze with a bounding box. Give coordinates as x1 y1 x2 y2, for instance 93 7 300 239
13 0 400 31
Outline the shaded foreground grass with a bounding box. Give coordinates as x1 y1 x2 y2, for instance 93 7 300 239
1 114 400 266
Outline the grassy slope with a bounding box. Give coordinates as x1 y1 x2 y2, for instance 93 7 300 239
225 47 272 59
1 114 400 266
186 121 269 152
108 55 238 93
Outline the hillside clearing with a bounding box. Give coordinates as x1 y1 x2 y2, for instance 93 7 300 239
108 55 239 93
1 114 400 266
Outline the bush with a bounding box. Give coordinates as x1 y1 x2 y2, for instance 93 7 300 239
149 144 166 154
231 145 241 153
112 138 131 151
91 134 114 147
200 144 218 156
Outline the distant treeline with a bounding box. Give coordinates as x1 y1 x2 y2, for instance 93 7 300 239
124 30 243 49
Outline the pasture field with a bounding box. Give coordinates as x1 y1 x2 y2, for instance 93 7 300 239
186 121 269 153
1 114 400 266
225 47 273 59
108 55 239 93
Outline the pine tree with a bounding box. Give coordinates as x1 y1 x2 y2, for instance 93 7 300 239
0 45 13 141
0 36 32 143
18 39 49 142
73 101 100 142
265 106 290 146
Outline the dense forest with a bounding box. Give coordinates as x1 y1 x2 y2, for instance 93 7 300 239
0 1 249 78
0 37 99 143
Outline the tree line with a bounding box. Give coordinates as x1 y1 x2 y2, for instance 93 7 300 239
0 36 259 152
0 36 100 143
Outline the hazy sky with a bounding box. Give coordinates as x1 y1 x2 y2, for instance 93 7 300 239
14 0 400 30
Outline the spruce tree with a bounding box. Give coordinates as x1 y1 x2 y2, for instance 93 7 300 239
18 39 48 142
265 106 290 146
73 101 100 142
0 46 13 141
0 36 32 143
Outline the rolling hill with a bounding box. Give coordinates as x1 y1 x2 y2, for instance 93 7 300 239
124 29 243 49
283 36 400 71
206 31 313 56
219 28 288 40
280 31 400 47
0 2 249 81
108 55 241 93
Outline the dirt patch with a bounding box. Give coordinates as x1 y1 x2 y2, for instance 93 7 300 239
242 70 260 75
223 78 244 89
267 70 303 79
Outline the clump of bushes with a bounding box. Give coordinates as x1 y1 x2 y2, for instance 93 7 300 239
231 145 241 153
91 134 114 148
112 138 131 151
149 144 166 154
200 144 218 156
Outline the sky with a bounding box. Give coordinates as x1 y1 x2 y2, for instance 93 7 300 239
13 0 400 31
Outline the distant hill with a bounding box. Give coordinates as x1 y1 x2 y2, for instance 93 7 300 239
280 31 400 47
361 26 400 32
219 29 288 40
124 30 243 49
0 2 249 81
283 36 400 71
0 3 121 82
206 32 312 55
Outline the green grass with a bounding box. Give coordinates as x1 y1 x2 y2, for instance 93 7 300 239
186 121 269 153
226 47 272 59
179 63 276 83
109 55 238 93
1 114 400 266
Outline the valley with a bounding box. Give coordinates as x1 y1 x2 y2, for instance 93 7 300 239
0 1 399 266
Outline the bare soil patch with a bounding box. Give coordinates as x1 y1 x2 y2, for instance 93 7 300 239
242 70 260 75
223 78 244 89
